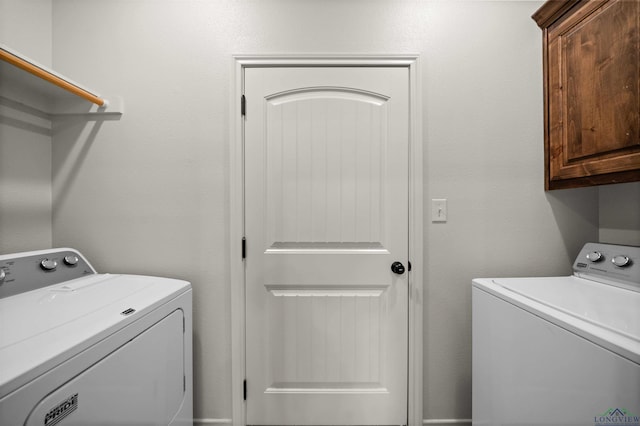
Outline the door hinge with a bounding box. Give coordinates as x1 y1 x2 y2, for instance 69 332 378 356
242 237 246 259
243 379 247 400
184 375 186 392
241 94 246 116
183 317 185 333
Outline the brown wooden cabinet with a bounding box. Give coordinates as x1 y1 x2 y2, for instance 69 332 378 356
533 0 640 190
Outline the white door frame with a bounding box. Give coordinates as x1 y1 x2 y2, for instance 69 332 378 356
230 55 423 426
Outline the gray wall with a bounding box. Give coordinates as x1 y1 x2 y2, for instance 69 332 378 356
0 0 52 253
600 183 640 246
422 2 598 419
5 0 636 423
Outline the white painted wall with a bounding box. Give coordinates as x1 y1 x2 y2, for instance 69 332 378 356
0 0 51 64
599 182 640 246
49 1 599 422
422 1 599 419
2 0 620 423
0 0 52 253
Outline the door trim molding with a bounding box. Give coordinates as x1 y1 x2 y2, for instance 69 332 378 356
230 55 423 426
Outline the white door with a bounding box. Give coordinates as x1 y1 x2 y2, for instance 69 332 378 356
244 66 409 425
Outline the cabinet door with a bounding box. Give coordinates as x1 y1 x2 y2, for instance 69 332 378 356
546 0 640 189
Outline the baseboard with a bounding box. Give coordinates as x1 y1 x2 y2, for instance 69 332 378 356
194 419 233 425
194 418 470 425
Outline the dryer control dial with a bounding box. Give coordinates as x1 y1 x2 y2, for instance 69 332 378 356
586 251 603 262
40 259 58 271
64 255 79 266
611 255 631 268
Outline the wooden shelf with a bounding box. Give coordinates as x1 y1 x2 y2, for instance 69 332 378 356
0 44 122 115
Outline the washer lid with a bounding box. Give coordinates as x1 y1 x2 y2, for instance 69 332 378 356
0 274 191 397
473 276 640 364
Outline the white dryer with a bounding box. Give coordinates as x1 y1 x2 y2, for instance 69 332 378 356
473 242 640 426
0 248 193 426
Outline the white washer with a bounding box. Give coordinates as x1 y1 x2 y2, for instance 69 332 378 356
0 248 193 426
473 242 640 426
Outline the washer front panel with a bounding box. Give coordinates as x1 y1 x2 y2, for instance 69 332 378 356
473 287 640 425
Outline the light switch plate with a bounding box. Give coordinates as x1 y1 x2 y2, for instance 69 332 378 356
431 199 447 222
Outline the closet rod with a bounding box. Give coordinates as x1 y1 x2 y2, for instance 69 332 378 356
0 49 106 107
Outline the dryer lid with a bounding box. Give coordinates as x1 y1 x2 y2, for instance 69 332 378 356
0 274 190 397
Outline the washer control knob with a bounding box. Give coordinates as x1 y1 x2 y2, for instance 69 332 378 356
40 259 58 271
612 255 631 268
586 251 603 262
64 255 79 266
0 269 5 282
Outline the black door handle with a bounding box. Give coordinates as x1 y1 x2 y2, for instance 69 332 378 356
391 261 405 275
